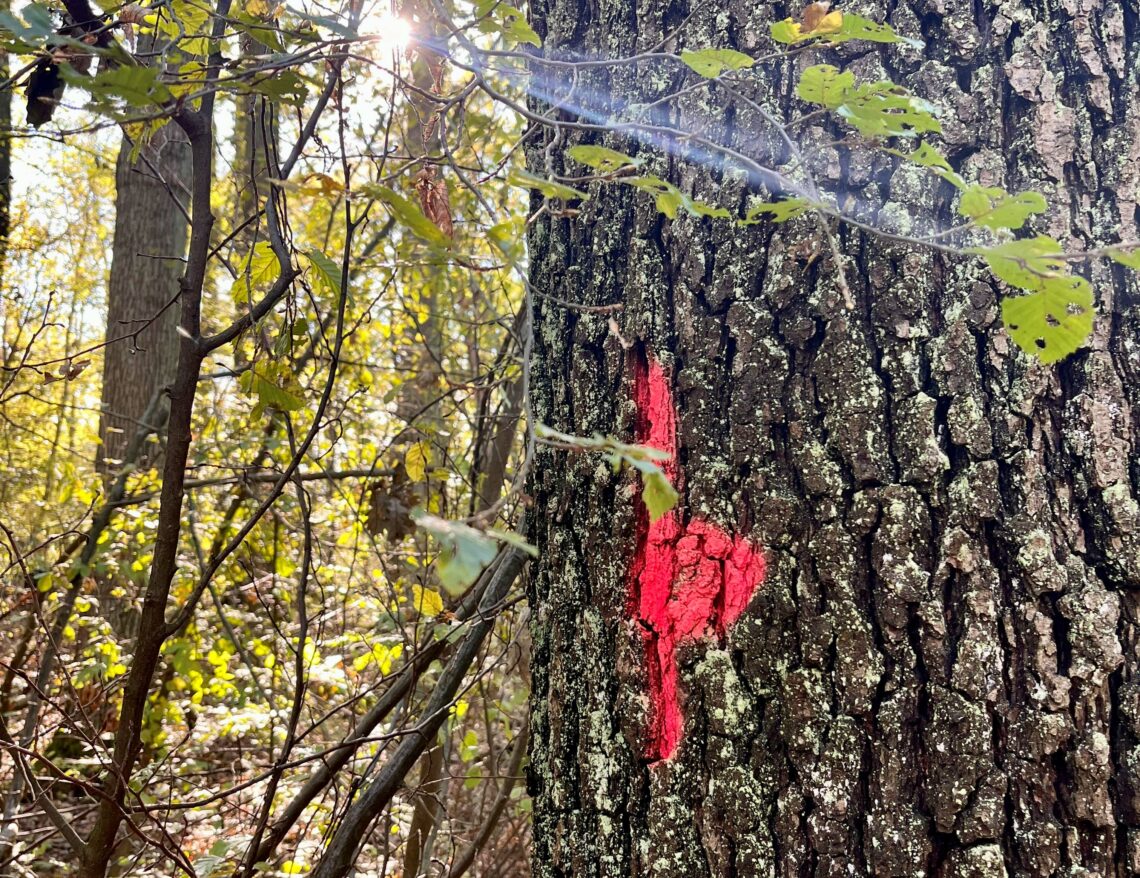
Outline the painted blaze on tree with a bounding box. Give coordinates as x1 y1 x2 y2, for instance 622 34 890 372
628 354 765 760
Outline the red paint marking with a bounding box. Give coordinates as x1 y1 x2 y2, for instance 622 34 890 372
628 356 766 761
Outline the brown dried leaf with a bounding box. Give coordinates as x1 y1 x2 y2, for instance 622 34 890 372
802 2 832 31
120 3 147 24
366 467 417 540
415 168 454 238
428 57 446 92
421 114 439 149
62 359 91 380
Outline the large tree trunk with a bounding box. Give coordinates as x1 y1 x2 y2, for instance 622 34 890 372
526 1 1140 876
95 120 190 641
98 122 190 472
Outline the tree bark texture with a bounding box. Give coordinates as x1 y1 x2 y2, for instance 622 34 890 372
526 1 1140 876
98 122 190 471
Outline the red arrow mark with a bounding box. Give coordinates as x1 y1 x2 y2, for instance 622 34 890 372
628 355 766 761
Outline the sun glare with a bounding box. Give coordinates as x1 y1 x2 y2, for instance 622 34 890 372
363 7 413 55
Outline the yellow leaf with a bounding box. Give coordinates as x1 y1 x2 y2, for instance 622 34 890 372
169 61 206 100
305 173 343 196
771 19 803 42
352 652 373 672
811 10 843 34
404 441 432 482
375 642 402 674
411 585 444 617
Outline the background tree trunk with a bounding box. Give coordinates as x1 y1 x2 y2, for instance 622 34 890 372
526 1 1140 876
97 122 190 473
96 109 191 641
0 0 11 283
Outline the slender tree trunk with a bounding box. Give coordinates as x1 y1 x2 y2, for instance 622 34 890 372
98 122 190 473
526 2 1140 877
234 32 278 244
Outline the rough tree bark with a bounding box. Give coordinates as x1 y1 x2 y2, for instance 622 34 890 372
526 1 1140 877
97 120 190 473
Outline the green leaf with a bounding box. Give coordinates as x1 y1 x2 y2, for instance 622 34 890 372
769 18 802 44
243 240 278 301
642 468 679 523
305 249 343 297
888 141 966 189
288 8 356 37
971 236 1093 362
679 48 755 79
740 197 813 224
624 176 729 220
230 11 286 52
242 69 309 106
625 176 683 218
473 1 542 46
1108 246 1140 270
508 168 589 201
566 145 642 173
833 13 924 48
1001 283 1093 363
486 217 526 264
256 376 304 413
0 2 58 50
959 185 1003 219
689 200 732 219
971 235 1066 287
366 185 451 247
958 186 1046 231
796 64 854 110
414 513 500 595
501 9 542 46
239 369 304 412
836 82 941 138
68 65 173 108
192 850 229 877
903 142 954 172
486 528 540 557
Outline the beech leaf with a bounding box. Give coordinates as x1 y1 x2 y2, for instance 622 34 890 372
741 198 814 224
971 236 1094 363
566 145 642 173
508 168 590 201
642 468 679 523
797 64 855 110
679 48 755 78
414 512 500 595
958 186 1046 230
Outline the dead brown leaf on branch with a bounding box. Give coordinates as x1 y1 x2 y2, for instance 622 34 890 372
415 166 454 238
